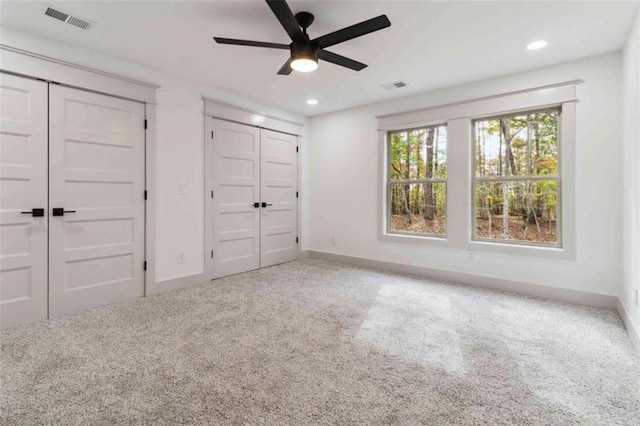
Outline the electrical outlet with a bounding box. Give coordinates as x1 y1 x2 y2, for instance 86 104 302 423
178 181 187 194
177 252 185 264
331 236 336 245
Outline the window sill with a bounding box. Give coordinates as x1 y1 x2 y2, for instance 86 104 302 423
379 232 448 246
468 239 573 260
378 231 574 260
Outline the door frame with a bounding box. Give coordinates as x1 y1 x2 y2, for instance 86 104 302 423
1 45 158 298
203 98 303 280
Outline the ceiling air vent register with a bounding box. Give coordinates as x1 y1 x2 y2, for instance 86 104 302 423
44 6 94 30
382 81 408 90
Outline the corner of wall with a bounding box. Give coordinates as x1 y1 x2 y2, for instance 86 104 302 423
618 299 640 354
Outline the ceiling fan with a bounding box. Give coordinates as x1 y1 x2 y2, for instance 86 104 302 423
213 0 391 75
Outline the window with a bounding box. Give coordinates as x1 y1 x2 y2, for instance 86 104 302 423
387 124 447 237
472 109 560 246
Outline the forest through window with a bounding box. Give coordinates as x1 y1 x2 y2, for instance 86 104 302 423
388 124 447 237
473 109 560 246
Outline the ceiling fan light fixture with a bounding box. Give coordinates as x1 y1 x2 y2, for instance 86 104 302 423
291 58 318 73
290 42 319 73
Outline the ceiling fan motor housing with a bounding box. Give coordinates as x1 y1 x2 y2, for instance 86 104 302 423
291 41 319 62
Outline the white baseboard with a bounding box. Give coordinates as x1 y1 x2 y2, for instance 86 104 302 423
617 299 640 354
147 272 208 296
305 250 617 309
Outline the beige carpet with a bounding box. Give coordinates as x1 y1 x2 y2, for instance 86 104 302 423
1 259 639 425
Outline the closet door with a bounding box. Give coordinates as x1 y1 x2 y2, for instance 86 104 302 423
0 74 48 329
210 118 261 278
260 129 298 267
48 85 145 317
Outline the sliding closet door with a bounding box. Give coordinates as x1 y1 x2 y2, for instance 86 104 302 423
210 118 261 278
0 74 48 329
260 129 298 267
48 85 145 317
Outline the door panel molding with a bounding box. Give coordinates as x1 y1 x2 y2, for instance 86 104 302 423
260 129 298 268
48 85 145 317
0 73 48 329
209 118 261 279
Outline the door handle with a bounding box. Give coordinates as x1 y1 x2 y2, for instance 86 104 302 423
253 202 260 208
52 208 77 217
21 208 45 217
261 202 273 208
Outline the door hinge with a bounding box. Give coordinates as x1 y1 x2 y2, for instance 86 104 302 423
211 250 214 258
296 191 299 198
211 131 214 139
296 146 299 153
296 237 299 244
143 261 147 271
211 190 214 199
144 190 148 200
144 119 148 130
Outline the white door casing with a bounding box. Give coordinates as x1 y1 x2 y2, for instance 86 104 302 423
260 129 298 267
210 118 261 278
48 85 145 317
0 74 48 329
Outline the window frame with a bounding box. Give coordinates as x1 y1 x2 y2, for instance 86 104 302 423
386 123 448 239
377 81 578 259
470 107 563 249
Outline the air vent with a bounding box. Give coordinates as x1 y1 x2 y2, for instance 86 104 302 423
45 7 68 22
382 80 408 90
66 16 92 30
43 6 94 30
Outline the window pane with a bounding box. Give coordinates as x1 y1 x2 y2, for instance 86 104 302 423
389 131 408 180
529 111 559 176
474 111 558 178
389 125 447 181
474 180 558 244
389 182 446 236
422 125 448 179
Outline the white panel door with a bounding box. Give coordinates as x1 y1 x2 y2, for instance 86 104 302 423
260 129 298 267
210 118 261 278
0 74 48 329
49 85 145 317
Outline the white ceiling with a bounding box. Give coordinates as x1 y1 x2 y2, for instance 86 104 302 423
1 1 638 116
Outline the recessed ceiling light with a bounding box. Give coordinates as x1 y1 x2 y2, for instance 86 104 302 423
527 40 548 50
307 98 319 106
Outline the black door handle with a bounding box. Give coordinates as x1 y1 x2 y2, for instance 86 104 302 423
261 202 273 208
52 208 77 217
253 202 260 208
21 208 45 217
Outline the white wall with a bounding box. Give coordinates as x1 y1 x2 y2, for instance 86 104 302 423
307 52 623 297
622 12 640 338
0 27 307 286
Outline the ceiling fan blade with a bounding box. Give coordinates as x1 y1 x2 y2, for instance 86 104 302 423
213 37 290 49
312 15 391 49
266 0 305 43
318 49 367 71
277 58 293 75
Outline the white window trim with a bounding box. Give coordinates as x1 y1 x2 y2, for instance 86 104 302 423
377 81 578 260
